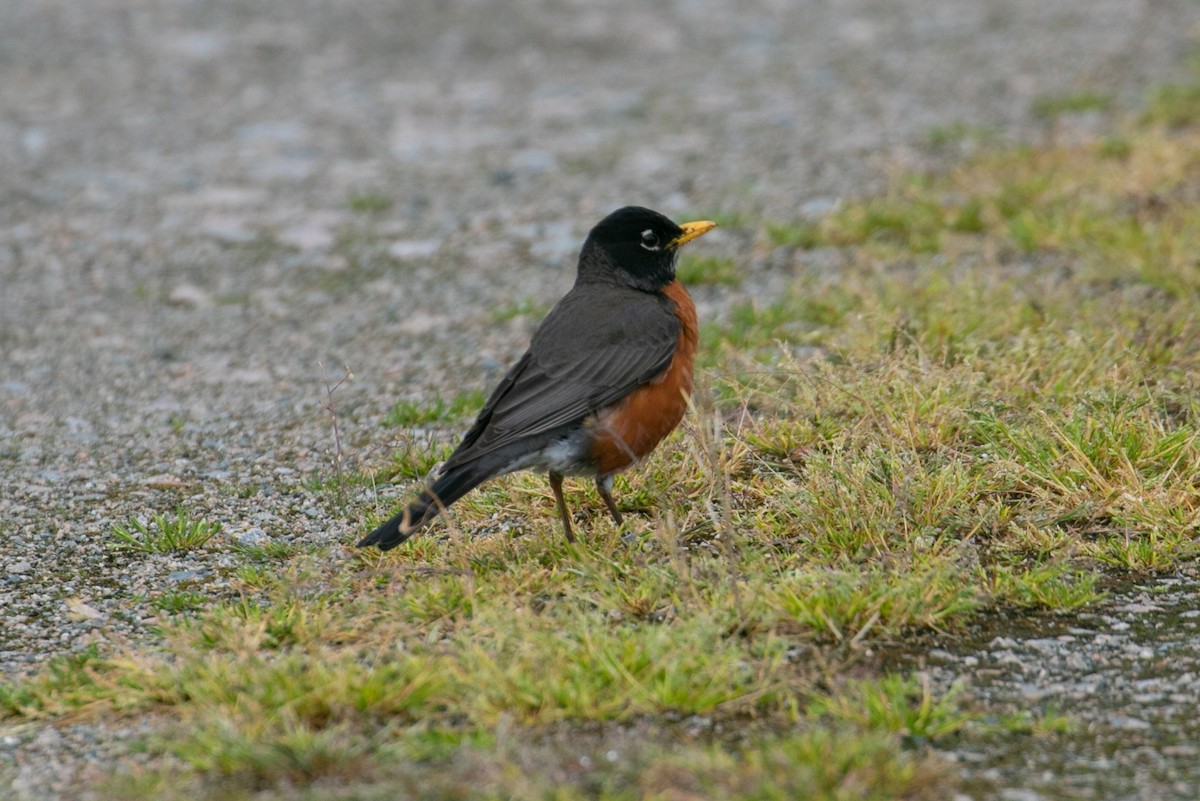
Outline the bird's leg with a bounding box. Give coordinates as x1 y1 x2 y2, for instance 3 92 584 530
548 471 576 543
596 475 624 526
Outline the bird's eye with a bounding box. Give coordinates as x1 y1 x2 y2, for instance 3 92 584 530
640 229 660 250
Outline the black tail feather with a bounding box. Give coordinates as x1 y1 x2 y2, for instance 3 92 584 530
358 457 505 550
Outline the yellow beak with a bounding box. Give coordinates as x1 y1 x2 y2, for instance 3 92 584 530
668 220 717 249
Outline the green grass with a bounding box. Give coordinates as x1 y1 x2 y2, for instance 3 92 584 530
490 296 551 323
766 220 821 249
677 254 741 285
372 440 455 483
991 703 1077 736
381 390 485 427
346 191 394 213
1031 91 1112 120
807 674 970 742
232 538 297 563
0 645 118 718
1144 82 1200 127
926 121 999 149
109 508 222 553
153 590 210 615
11 71 1200 801
770 561 982 642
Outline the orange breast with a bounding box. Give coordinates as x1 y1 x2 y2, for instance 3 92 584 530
588 280 698 476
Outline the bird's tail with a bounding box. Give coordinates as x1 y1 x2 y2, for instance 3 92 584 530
357 456 506 550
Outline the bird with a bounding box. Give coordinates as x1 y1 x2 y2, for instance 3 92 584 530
359 206 717 550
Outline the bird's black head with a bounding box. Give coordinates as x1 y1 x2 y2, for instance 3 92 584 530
577 206 716 292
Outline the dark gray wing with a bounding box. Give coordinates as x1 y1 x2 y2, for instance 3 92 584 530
443 283 679 469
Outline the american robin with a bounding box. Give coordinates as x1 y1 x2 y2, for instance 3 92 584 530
359 206 716 550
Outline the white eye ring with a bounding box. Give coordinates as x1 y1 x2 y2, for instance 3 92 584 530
640 229 660 251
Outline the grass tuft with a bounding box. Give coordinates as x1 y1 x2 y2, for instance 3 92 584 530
1031 91 1112 120
453 611 789 724
0 645 122 718
771 562 981 642
807 674 971 742
1144 82 1200 127
381 390 485 428
677 254 742 285
109 508 221 554
346 191 394 213
766 220 821 249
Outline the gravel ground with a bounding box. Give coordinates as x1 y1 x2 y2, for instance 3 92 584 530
902 571 1200 801
3 0 1200 798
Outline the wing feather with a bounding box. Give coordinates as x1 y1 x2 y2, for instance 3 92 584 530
442 283 679 469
